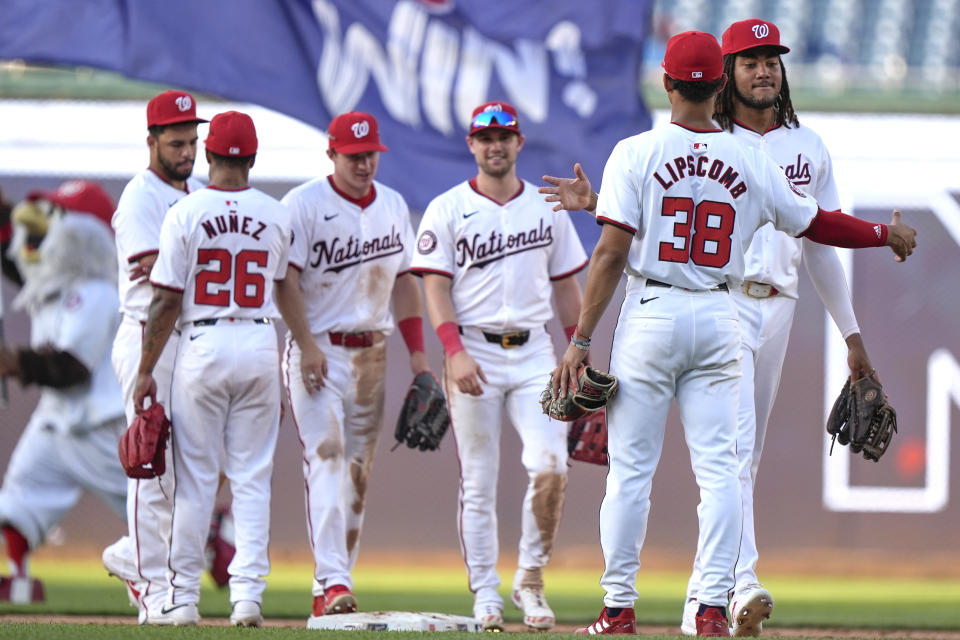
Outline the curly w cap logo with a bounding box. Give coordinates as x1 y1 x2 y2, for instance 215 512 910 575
351 120 370 138
752 23 769 39
175 95 193 112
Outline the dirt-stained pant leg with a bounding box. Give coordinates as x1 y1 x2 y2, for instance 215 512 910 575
110 317 179 612
503 331 568 592
283 334 354 595
342 341 387 570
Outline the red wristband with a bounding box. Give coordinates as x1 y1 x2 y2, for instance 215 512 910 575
564 325 578 341
397 316 425 354
436 321 465 356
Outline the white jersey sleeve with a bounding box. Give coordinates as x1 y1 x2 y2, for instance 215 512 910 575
284 191 309 272
151 203 190 293
595 140 642 235
411 197 457 277
548 211 589 278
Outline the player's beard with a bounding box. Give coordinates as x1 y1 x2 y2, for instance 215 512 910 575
480 155 513 179
157 154 194 182
734 85 778 111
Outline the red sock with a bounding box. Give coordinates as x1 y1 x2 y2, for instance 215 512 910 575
2 525 29 576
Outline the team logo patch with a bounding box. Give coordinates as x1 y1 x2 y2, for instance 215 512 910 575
691 71 702 79
351 120 370 139
418 230 438 254
175 95 192 112
692 142 708 154
873 224 883 239
752 23 770 39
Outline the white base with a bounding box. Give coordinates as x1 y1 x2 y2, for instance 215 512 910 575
307 611 484 632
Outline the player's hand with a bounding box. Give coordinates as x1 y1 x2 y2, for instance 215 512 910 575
130 255 158 282
448 350 487 396
300 342 328 393
539 163 597 213
552 342 589 399
409 350 430 376
845 333 873 381
133 372 157 414
886 209 917 262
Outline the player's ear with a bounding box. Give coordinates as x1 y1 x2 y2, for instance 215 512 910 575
515 133 525 152
326 149 336 161
662 73 672 92
247 154 256 170
718 73 729 93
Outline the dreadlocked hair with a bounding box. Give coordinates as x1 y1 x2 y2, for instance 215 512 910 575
714 54 799 132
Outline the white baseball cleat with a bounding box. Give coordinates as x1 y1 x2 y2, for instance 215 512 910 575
230 599 264 627
473 602 504 632
101 539 146 610
730 584 773 637
511 587 555 630
680 597 699 636
144 602 200 626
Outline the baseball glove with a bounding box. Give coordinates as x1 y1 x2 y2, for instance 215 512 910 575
567 408 609 465
540 366 618 422
826 371 897 462
118 403 171 478
394 372 450 451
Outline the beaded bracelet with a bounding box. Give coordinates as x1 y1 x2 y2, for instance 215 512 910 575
571 335 591 351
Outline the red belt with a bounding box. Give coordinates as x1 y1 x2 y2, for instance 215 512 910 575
329 331 376 348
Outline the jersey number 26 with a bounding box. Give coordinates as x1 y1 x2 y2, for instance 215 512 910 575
658 197 735 268
195 248 268 307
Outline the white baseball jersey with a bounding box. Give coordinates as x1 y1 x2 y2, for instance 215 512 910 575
112 169 204 322
27 278 124 434
596 124 822 289
411 179 587 329
281 176 413 333
151 186 290 326
734 121 841 298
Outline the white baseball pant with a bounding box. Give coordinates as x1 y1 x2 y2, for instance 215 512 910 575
600 279 743 608
110 314 179 612
445 328 568 609
686 290 796 598
167 320 280 606
283 333 387 596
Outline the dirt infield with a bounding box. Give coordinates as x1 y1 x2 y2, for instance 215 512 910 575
2 615 960 639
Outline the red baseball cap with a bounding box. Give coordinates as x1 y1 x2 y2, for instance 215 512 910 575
327 112 388 154
27 180 115 226
146 90 208 127
469 102 520 135
721 19 790 56
662 31 724 83
204 111 258 157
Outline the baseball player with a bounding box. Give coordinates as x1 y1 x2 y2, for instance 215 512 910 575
411 102 587 631
102 90 210 625
550 31 915 636
679 19 881 637
0 181 126 604
541 21 886 636
275 111 431 622
132 111 294 627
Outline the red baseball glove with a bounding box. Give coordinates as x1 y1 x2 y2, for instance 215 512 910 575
567 407 609 465
118 403 171 478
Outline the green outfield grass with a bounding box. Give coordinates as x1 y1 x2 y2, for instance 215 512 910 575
1 558 958 638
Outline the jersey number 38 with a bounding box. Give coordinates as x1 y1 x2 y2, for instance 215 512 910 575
658 197 736 268
195 248 268 307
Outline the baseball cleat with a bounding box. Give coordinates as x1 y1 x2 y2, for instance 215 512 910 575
511 587 555 630
696 606 729 637
145 602 200 626
311 593 326 617
730 584 773 637
473 603 504 632
101 539 145 609
575 607 636 635
230 599 264 627
323 584 358 614
680 597 698 636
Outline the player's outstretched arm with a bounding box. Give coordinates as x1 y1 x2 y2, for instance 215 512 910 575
392 273 430 376
422 273 487 396
539 163 598 213
801 208 917 261
275 265 327 392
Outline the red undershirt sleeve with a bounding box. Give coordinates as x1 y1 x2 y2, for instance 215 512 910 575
799 208 887 248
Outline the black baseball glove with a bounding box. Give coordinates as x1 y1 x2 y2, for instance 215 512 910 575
540 366 618 422
394 372 450 452
826 371 897 462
